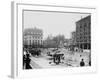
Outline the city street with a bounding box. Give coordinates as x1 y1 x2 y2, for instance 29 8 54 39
30 48 90 69
23 11 91 69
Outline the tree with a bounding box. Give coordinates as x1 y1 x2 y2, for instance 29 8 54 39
53 35 65 47
44 34 65 48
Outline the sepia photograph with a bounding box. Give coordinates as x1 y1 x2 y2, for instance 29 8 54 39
22 10 91 69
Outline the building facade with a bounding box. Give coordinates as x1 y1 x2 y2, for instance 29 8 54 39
71 31 76 46
23 27 43 48
75 15 91 49
67 31 76 51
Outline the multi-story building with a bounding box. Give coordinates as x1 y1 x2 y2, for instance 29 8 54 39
71 31 76 46
23 27 43 48
67 31 76 51
75 15 91 49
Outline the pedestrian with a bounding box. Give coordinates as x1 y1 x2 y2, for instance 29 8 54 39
23 55 26 69
24 50 27 55
53 54 56 63
25 54 32 69
58 55 61 64
80 59 85 67
89 60 91 66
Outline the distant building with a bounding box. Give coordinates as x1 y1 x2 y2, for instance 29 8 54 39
66 39 73 50
75 15 91 49
67 31 76 51
71 31 76 46
23 27 43 48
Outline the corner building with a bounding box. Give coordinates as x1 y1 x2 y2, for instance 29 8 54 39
23 27 43 48
76 15 91 49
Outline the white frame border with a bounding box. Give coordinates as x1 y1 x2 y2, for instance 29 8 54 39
11 1 97 78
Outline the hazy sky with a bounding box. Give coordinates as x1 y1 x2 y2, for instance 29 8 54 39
23 10 90 39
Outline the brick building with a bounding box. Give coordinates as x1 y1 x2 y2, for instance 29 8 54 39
75 15 91 49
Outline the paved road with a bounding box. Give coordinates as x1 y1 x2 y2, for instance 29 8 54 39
30 58 42 69
30 56 69 68
29 48 90 68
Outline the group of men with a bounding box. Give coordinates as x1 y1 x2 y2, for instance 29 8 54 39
23 50 32 69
